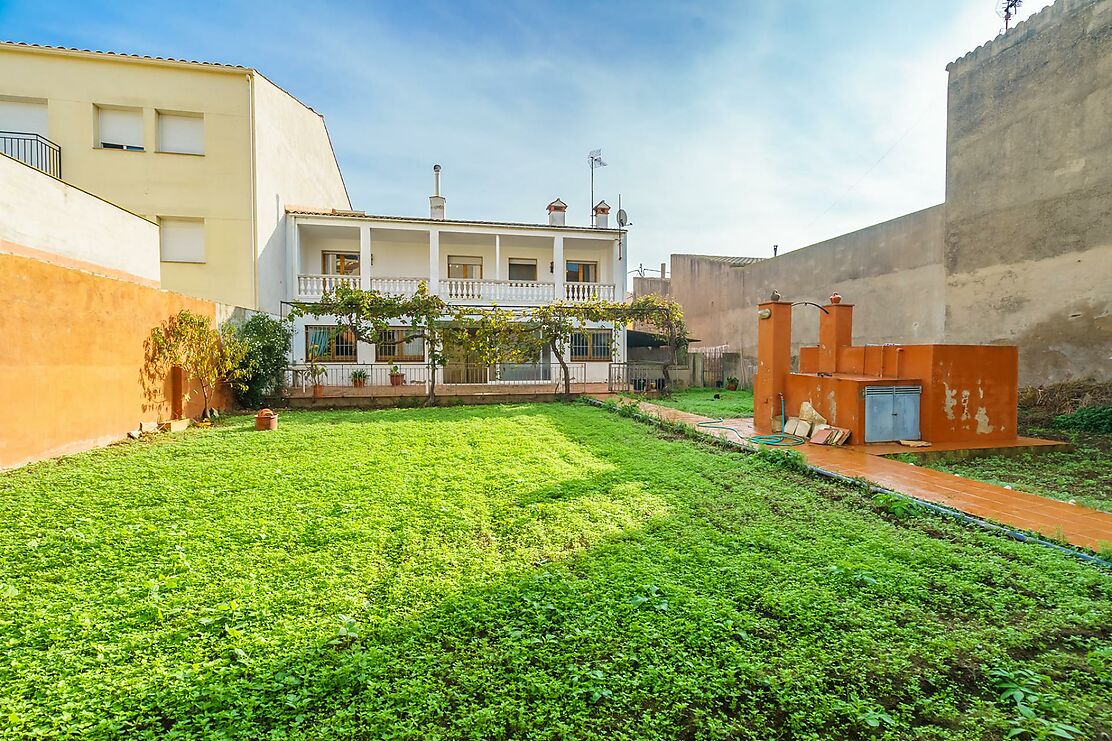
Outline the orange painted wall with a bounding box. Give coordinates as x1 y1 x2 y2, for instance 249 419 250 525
0 253 230 469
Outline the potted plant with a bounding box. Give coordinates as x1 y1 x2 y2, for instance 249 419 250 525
631 377 647 392
388 364 405 386
725 376 740 391
306 348 326 397
351 368 368 388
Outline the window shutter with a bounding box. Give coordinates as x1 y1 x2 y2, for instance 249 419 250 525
160 218 205 263
98 107 144 149
158 113 204 154
0 100 48 136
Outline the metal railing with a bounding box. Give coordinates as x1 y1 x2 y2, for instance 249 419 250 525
1 131 61 178
284 362 587 392
608 362 669 393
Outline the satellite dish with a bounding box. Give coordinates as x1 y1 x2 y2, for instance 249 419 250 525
617 208 629 227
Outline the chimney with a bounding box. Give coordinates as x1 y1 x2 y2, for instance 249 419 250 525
592 200 610 228
818 292 853 374
660 262 666 279
547 198 567 226
429 164 445 220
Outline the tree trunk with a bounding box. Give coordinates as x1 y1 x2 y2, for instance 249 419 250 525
551 339 572 400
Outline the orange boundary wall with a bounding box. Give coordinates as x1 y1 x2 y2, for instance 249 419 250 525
0 251 230 470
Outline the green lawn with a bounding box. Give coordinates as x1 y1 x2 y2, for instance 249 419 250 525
918 428 1112 514
1 405 1109 740
639 387 755 418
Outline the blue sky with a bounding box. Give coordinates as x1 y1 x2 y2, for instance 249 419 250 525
1 0 1052 270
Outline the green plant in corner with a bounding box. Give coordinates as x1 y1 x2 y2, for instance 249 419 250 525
233 314 293 407
145 310 248 419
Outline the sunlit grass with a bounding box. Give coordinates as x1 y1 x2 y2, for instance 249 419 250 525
0 404 1107 739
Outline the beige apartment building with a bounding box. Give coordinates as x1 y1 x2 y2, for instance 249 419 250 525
0 41 350 311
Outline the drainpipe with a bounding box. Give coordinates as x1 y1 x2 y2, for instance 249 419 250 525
247 71 260 310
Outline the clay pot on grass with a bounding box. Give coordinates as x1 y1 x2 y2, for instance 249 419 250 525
255 409 278 431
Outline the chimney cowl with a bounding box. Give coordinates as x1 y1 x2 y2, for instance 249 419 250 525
430 165 445 219
547 198 567 226
592 200 610 228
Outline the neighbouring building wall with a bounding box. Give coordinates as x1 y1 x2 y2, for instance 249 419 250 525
252 74 350 314
944 0 1112 384
671 205 946 362
0 253 230 470
0 153 160 284
0 44 256 307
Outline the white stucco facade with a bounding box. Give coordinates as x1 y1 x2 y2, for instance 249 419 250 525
0 153 159 284
283 209 629 385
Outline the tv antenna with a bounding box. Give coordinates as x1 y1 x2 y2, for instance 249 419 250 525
588 148 607 221
997 0 1022 31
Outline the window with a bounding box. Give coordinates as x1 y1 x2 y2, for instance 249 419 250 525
159 218 205 263
570 329 612 361
97 106 143 150
508 258 537 282
376 327 425 362
566 261 598 283
0 98 48 136
306 326 357 362
448 255 482 280
157 111 204 155
322 252 360 276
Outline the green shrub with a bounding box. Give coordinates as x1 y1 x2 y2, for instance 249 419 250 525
1053 405 1112 434
234 314 293 408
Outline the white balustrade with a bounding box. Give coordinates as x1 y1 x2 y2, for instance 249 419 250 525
296 274 358 298
369 277 424 297
298 275 614 304
564 282 615 302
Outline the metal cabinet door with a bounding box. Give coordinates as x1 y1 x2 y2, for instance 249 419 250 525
864 386 921 442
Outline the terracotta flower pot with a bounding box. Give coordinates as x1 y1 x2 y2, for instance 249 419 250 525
353 379 366 388
255 409 278 431
389 373 404 386
312 384 324 397
726 382 739 391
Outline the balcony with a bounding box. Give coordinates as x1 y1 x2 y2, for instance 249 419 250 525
296 275 616 304
1 132 61 178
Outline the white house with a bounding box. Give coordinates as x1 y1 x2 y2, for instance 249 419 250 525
284 167 628 390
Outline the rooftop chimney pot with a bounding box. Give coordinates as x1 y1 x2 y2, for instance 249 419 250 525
592 200 610 229
547 198 567 226
430 165 445 220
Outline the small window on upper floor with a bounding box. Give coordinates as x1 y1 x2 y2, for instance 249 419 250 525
96 106 143 151
160 217 205 263
157 111 204 155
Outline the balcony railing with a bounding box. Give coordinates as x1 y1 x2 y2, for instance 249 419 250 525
296 275 616 304
565 281 615 302
1 131 61 178
440 279 554 304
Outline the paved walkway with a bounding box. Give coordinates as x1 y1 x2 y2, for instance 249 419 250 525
611 398 1112 552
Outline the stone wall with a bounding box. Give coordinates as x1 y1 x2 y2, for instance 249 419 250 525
667 0 1112 386
671 205 946 363
944 0 1112 383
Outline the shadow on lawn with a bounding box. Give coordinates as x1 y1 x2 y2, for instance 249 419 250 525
24 404 1111 738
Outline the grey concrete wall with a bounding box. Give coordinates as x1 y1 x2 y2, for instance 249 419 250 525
945 0 1112 383
670 205 947 362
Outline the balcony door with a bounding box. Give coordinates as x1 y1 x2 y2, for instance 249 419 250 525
322 252 360 276
566 261 598 283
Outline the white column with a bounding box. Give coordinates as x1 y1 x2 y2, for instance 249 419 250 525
359 224 372 290
429 228 440 291
553 235 564 300
495 234 502 280
614 237 626 299
356 226 374 364
286 217 300 301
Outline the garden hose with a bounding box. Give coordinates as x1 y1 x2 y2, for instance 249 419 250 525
748 395 807 446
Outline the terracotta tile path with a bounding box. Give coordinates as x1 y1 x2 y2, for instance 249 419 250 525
602 398 1112 552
